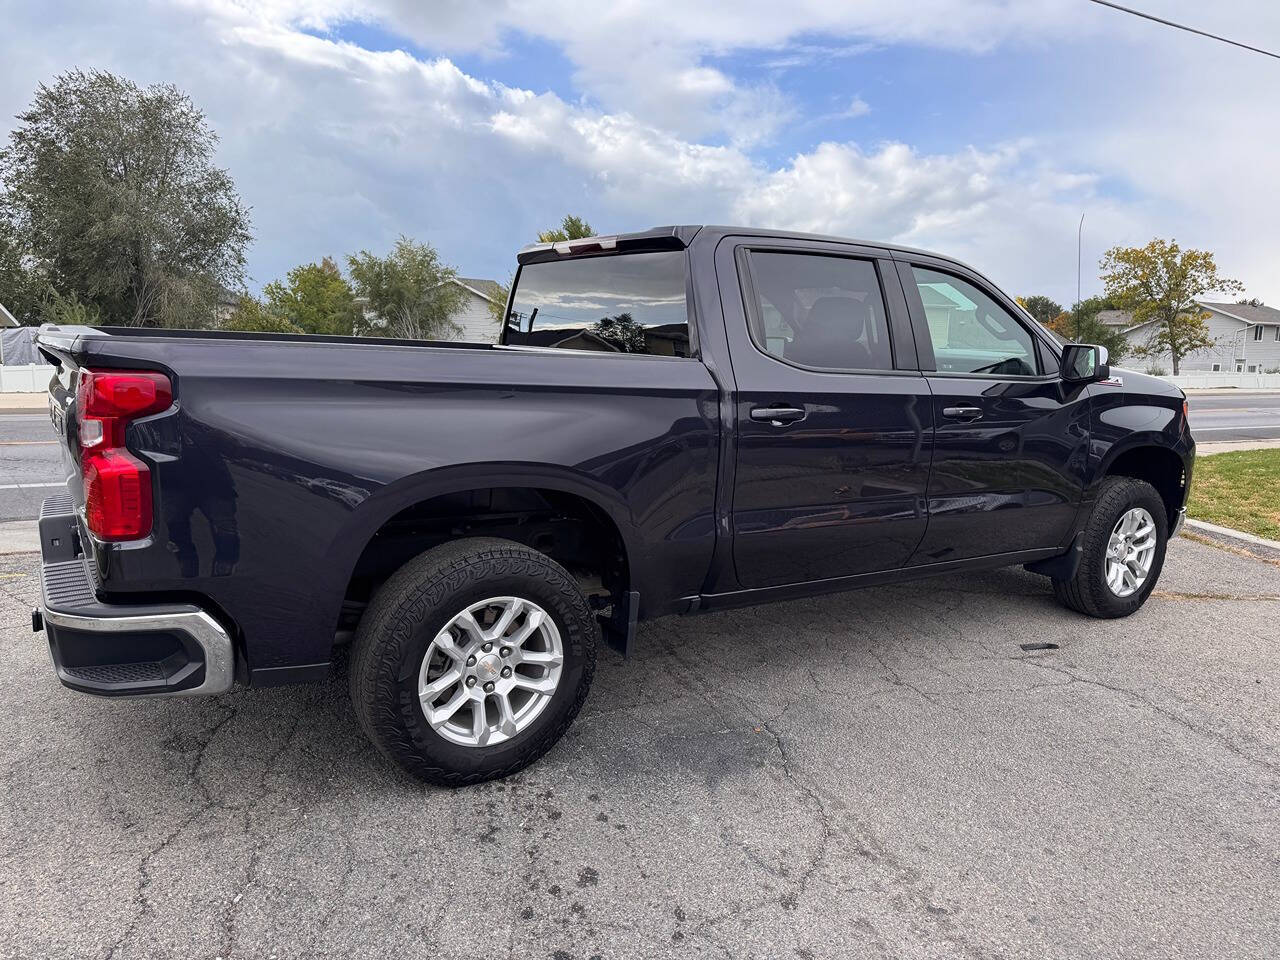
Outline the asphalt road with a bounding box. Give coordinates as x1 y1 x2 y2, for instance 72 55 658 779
1186 393 1280 442
2 536 1278 959
0 413 63 521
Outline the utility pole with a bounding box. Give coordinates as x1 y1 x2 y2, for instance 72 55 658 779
1076 212 1085 341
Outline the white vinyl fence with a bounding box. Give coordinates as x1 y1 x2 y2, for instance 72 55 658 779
0 363 54 393
1164 371 1280 390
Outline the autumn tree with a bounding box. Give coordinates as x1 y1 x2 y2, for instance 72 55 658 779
347 236 465 340
263 257 359 335
1041 296 1130 362
1016 295 1063 328
1099 238 1241 375
0 70 251 327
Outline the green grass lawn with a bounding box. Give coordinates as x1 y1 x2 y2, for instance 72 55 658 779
1189 448 1280 541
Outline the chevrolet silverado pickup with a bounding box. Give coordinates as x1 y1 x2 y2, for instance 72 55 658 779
32 225 1194 785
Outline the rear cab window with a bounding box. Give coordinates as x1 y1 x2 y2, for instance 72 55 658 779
503 251 690 356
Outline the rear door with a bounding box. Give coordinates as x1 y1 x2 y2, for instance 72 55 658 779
716 237 934 589
895 256 1089 564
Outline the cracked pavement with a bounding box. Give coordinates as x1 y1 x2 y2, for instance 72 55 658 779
1 536 1278 959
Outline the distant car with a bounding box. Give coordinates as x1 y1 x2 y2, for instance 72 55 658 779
33 225 1194 784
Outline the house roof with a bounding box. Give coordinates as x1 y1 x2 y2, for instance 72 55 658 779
1199 301 1280 326
453 277 503 303
1095 309 1134 328
1122 299 1277 335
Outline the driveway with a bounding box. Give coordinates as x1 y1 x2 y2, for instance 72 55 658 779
1 537 1277 959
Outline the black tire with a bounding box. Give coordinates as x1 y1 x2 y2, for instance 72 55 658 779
1052 477 1169 619
350 537 597 786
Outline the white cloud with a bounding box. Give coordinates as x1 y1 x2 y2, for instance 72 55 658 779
1 0 1277 307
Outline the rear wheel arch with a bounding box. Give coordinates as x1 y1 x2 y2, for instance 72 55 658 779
330 469 636 642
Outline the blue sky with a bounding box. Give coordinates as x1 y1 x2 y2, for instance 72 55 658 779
4 0 1278 306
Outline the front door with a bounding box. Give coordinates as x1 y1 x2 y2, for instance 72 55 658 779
896 259 1090 564
719 240 934 589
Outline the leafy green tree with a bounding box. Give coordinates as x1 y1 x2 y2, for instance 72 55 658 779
346 236 465 340
488 271 515 328
1016 295 1063 328
221 295 302 334
263 257 359 335
537 215 595 244
1099 238 1241 375
0 230 48 324
0 69 251 328
40 288 101 327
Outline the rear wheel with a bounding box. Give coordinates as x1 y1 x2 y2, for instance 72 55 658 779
350 537 597 785
1052 477 1168 619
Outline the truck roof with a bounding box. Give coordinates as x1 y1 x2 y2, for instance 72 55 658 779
516 224 973 273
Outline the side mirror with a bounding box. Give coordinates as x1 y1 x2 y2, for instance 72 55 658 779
1061 343 1110 384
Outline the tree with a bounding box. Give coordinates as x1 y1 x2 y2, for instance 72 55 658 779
488 271 515 328
590 312 647 352
0 230 48 325
537 214 595 244
1042 296 1130 363
262 257 359 335
1016 295 1063 328
346 236 466 340
221 295 302 334
1099 238 1241 375
0 70 251 328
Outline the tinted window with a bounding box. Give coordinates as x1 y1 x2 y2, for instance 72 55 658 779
504 251 689 356
747 252 894 371
911 267 1038 376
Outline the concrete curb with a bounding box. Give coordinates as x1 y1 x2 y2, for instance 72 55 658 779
1184 518 1280 563
1185 518 1280 551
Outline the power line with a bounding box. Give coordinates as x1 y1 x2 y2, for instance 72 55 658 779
1088 0 1280 60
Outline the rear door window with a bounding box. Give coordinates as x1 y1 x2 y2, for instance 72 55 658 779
504 251 690 356
746 252 895 372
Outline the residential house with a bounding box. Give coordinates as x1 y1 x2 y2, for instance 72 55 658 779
353 276 505 342
445 277 504 343
1121 300 1280 373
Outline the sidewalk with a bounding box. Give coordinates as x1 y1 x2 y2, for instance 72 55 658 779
0 520 37 555
1197 439 1280 456
0 393 47 414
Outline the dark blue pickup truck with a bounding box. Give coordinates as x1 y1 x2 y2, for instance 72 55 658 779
33 225 1194 784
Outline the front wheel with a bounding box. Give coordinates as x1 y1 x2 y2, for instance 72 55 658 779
350 537 598 785
1052 477 1169 619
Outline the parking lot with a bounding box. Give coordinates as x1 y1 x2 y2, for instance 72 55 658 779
1 535 1276 959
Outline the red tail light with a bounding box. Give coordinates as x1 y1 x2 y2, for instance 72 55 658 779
76 370 172 541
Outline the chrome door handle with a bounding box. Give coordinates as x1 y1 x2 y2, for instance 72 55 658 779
750 405 806 425
942 406 983 421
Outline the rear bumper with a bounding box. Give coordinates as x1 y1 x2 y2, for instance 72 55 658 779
34 496 235 697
